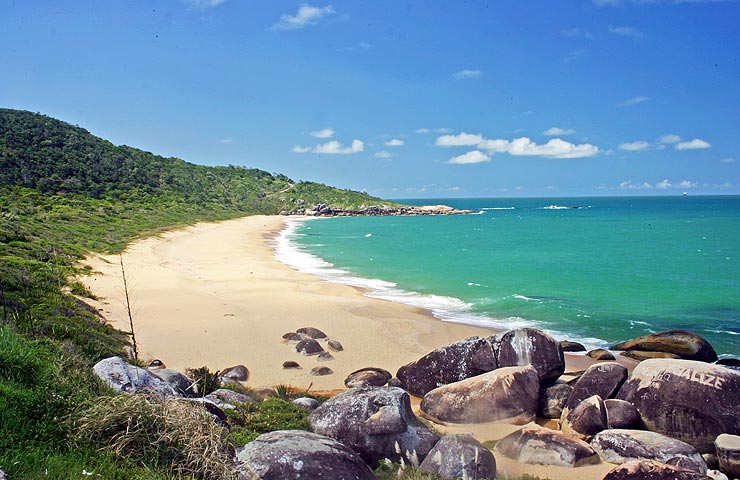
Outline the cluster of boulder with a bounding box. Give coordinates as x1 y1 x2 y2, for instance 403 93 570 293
293 203 475 217
281 326 343 376
90 327 739 480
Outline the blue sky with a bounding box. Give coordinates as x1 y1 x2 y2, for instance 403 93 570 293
2 1 738 198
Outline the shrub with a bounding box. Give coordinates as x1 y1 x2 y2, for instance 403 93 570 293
185 366 221 396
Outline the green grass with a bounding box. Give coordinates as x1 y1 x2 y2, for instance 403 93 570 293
226 398 312 446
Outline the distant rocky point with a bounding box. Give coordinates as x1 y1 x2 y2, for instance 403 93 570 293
285 203 475 217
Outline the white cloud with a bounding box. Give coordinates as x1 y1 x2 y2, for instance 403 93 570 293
448 150 491 165
656 179 672 189
679 180 698 188
544 127 575 136
561 28 594 39
292 145 311 153
414 128 431 134
436 132 484 147
374 150 396 159
676 138 711 150
620 180 654 190
619 140 651 151
310 127 335 138
436 128 452 133
272 4 335 31
660 134 681 144
313 139 364 154
721 157 735 163
452 69 482 80
609 26 644 40
384 138 405 146
186 0 226 8
618 95 649 107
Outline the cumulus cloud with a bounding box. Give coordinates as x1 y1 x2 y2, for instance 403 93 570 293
620 180 654 190
436 132 485 147
609 26 644 40
656 179 672 189
414 128 430 134
544 127 575 136
374 150 396 159
385 138 405 146
618 95 649 107
292 145 311 153
313 139 364 154
452 69 482 80
660 134 681 144
310 127 335 138
619 140 651 151
676 138 711 150
448 150 491 165
679 180 697 188
272 4 335 31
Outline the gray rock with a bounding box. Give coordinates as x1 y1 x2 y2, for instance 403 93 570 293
602 459 712 480
703 453 720 470
282 332 308 344
716 358 740 368
490 327 565 384
587 348 616 361
205 388 257 408
309 387 439 467
560 395 607 441
328 339 344 352
560 340 587 352
151 368 197 397
317 352 334 362
236 430 376 480
622 350 681 361
387 377 404 388
617 359 740 452
538 383 573 419
561 362 628 423
296 327 328 340
605 399 641 429
282 361 301 369
396 336 496 397
292 397 320 411
707 470 729 480
494 426 600 467
419 434 497 479
715 433 740 478
344 368 392 388
612 330 718 363
221 364 249 382
295 339 324 356
592 429 707 474
147 359 166 369
0 468 7 480
93 356 177 396
310 366 333 376
420 365 540 424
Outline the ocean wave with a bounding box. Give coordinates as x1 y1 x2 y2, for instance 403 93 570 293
274 218 608 351
513 294 539 302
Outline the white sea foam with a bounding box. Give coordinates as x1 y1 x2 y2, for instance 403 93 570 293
274 218 609 350
481 207 515 211
513 294 538 302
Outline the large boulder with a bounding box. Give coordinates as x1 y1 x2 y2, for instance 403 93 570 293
151 368 197 397
592 429 707 474
419 434 497 479
715 434 740 478
420 365 539 424
587 348 616 361
494 426 600 467
562 362 628 419
489 328 564 384
602 459 712 480
396 336 496 397
560 395 607 441
236 430 376 480
221 364 249 382
205 388 257 408
604 399 640 429
296 326 328 340
538 383 573 419
345 367 392 388
295 339 324 356
309 387 439 467
617 359 740 452
93 357 177 396
612 330 718 363
560 340 587 352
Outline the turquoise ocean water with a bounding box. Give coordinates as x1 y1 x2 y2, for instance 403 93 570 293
276 196 740 357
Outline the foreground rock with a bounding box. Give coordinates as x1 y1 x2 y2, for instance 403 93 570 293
592 429 707 473
715 434 740 478
490 328 565 384
560 395 607 440
602 459 712 480
292 397 319 411
604 399 640 429
538 383 573 419
221 364 249 382
295 338 324 356
396 336 496 397
494 426 600 467
562 362 628 419
421 365 539 424
345 367 392 388
612 330 718 363
419 434 496 479
560 340 587 352
151 368 197 397
93 356 177 396
205 388 257 408
617 359 740 452
587 349 616 361
236 430 376 480
309 387 439 467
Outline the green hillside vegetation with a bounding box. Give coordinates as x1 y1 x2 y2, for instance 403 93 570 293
0 108 397 478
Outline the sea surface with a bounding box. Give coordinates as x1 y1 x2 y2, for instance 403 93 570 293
275 196 740 357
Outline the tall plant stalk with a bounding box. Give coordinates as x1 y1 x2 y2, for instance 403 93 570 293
119 255 138 362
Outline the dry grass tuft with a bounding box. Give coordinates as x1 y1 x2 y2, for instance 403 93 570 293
74 394 240 479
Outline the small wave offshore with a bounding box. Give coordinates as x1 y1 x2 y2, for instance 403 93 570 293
274 218 607 350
